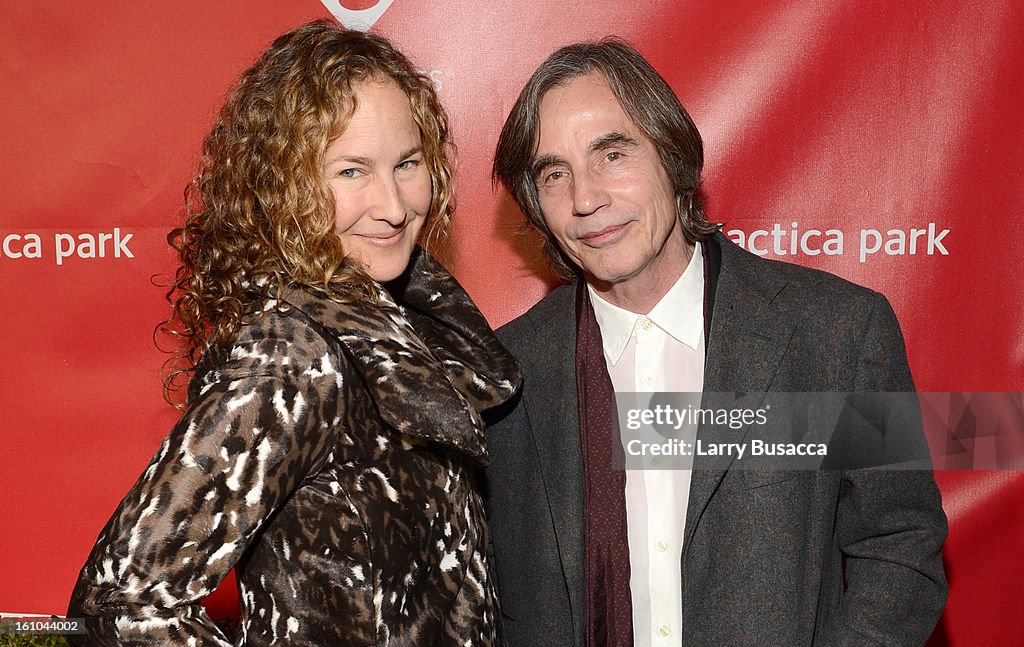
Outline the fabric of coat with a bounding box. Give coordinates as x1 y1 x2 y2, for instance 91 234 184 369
68 249 522 647
484 232 948 647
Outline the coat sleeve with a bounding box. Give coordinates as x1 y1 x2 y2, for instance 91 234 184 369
827 292 948 646
67 334 342 646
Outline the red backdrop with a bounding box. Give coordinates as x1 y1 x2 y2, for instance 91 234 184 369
1 1 1021 643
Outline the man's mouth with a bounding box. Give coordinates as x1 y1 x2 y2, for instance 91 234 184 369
579 223 629 247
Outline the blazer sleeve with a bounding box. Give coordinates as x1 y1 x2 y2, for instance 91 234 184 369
827 292 948 646
67 344 341 646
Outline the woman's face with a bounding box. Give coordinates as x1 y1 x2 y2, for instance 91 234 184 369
323 78 432 282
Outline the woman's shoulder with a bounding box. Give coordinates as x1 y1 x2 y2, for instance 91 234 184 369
195 299 345 384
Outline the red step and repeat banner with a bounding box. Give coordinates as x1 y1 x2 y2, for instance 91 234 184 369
1 1 1021 643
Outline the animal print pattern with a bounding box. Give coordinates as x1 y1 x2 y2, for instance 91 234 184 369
68 250 522 646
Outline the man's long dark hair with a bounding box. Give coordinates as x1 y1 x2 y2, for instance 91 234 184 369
493 37 718 279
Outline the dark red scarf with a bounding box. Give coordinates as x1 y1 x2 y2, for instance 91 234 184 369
575 282 634 647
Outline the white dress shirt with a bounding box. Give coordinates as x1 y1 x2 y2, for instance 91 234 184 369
588 242 705 647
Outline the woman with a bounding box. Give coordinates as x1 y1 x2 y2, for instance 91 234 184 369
68 21 519 646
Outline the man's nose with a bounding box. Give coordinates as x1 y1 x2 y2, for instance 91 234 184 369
571 168 609 217
370 175 408 226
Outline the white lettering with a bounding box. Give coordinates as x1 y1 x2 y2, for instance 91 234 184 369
927 222 949 255
1 233 42 259
52 228 135 265
55 233 75 265
696 440 746 460
728 224 843 257
859 228 882 262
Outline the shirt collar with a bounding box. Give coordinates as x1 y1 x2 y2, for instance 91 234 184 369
588 241 704 365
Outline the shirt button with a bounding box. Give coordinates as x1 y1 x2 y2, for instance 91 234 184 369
641 319 654 331
657 540 668 552
659 625 671 637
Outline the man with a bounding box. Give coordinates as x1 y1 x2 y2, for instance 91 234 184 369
485 39 947 647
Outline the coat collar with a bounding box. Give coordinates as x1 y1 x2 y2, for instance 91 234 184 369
515 283 585 643
703 231 793 394
280 249 522 464
684 232 796 551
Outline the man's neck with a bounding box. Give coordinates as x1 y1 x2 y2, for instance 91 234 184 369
588 237 695 315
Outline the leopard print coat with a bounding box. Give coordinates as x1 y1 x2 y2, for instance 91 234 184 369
68 250 521 646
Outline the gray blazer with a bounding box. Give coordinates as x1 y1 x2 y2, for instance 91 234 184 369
484 233 947 646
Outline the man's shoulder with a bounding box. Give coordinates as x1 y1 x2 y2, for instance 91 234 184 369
717 233 887 313
496 282 576 349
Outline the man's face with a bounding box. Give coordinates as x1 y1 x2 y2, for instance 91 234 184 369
532 73 687 302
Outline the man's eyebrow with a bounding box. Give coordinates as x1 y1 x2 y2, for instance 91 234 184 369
530 154 563 180
529 132 638 180
591 131 639 152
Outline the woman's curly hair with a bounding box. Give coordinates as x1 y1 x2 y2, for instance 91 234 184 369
159 20 455 404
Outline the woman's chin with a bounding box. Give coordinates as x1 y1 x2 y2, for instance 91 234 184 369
362 250 415 283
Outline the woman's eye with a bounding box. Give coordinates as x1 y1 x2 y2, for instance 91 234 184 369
396 159 421 171
338 168 362 178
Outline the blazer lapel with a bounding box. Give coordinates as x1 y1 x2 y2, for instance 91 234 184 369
520 285 585 640
684 236 797 552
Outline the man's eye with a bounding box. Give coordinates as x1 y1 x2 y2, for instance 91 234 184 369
606 151 621 162
338 168 362 178
396 159 420 171
546 170 567 183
